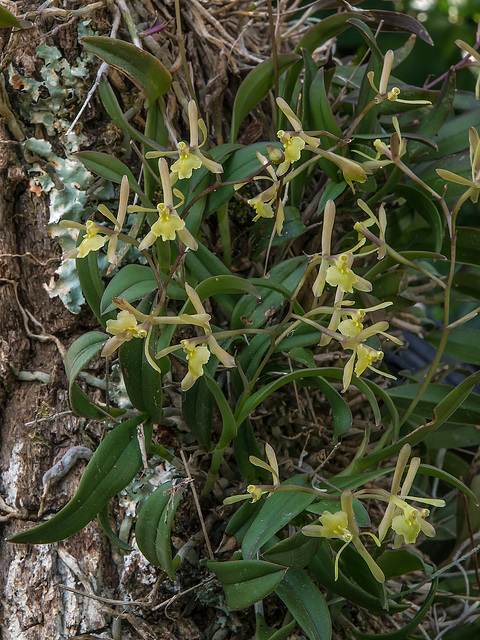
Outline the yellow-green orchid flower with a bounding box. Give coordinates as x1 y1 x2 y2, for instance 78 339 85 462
373 445 445 547
326 253 372 294
368 50 432 106
102 310 148 357
340 319 402 391
246 152 285 234
318 250 372 348
63 175 130 268
181 340 211 391
437 126 480 205
146 101 223 181
302 490 384 582
101 295 213 360
390 500 436 545
155 283 235 390
276 97 320 175
223 443 280 504
129 158 197 251
71 220 109 258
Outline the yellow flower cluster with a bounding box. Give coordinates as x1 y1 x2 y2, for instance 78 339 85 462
225 444 444 584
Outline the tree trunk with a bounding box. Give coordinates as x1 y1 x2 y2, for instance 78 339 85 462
0 4 147 638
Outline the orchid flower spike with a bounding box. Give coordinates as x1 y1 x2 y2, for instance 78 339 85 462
102 310 148 357
354 199 387 260
312 199 336 298
437 126 480 205
340 316 402 392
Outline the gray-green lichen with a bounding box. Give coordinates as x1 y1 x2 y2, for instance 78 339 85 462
10 22 115 313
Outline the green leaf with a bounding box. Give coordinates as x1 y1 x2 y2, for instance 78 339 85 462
0 6 23 28
185 242 237 313
453 273 480 302
119 328 163 423
97 503 133 551
275 569 331 640
234 419 270 484
98 78 166 152
388 381 480 427
308 67 342 140
225 499 265 544
348 18 383 133
428 329 480 366
413 68 456 152
75 234 115 328
64 331 110 420
101 265 156 313
376 549 427 580
263 533 319 569
250 206 308 259
202 142 277 218
394 185 444 253
235 368 382 431
353 578 438 639
102 264 186 314
207 559 286 610
309 544 407 614
254 614 297 640
231 256 307 330
417 464 479 505
10 415 152 544
364 9 433 45
81 36 171 104
230 54 300 142
306 377 352 443
75 151 150 206
196 275 260 302
65 331 107 383
182 375 213 449
205 374 238 447
135 480 185 578
340 544 387 606
242 476 318 560
355 372 480 469
282 11 358 108
445 227 480 266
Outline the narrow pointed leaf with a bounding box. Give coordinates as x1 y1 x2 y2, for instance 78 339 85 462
0 6 24 28
81 36 171 104
75 151 150 206
10 415 152 544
